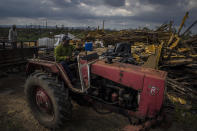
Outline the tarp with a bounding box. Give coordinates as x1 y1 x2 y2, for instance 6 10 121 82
38 33 81 48
38 37 55 48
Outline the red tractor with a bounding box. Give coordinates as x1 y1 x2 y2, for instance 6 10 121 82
25 53 167 130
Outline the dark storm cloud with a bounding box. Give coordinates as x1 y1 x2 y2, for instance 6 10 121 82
140 0 186 6
51 0 103 7
136 0 196 25
0 0 126 20
51 0 125 7
50 0 78 7
104 0 126 7
0 0 51 18
0 0 196 31
0 0 95 19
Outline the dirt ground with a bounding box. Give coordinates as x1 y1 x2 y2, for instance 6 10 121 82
0 73 196 131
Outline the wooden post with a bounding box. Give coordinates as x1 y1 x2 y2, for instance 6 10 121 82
102 20 105 32
20 41 23 48
2 42 5 49
35 41 38 47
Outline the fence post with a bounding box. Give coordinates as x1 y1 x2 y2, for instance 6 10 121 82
20 41 23 48
3 42 5 49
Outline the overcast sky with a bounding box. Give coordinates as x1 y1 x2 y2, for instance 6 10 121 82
0 0 197 31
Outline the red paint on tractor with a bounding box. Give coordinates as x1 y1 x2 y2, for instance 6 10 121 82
28 58 167 119
91 60 144 90
27 59 59 74
35 87 53 114
91 60 166 91
89 60 167 118
138 74 166 117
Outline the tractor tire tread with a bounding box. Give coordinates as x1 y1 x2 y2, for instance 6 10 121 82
25 72 72 129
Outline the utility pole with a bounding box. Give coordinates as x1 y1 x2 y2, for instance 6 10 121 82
43 21 44 29
169 21 173 32
102 20 105 32
46 19 47 29
62 24 64 29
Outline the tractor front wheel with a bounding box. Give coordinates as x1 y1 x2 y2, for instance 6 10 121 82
25 72 72 128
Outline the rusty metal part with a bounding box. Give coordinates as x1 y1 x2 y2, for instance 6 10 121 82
27 59 81 93
35 87 53 116
27 59 59 74
55 63 80 92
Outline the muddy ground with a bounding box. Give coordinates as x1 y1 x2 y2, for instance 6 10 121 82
0 73 196 131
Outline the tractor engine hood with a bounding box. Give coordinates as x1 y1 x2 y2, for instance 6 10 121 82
91 60 167 91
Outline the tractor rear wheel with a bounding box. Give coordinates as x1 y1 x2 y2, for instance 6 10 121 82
25 72 72 128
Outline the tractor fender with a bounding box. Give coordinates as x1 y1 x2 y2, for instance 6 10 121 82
26 59 83 93
26 59 59 76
